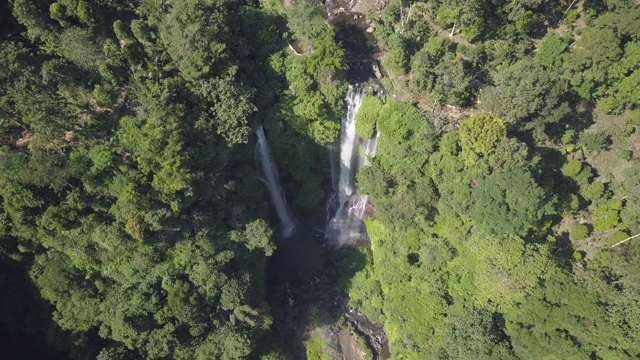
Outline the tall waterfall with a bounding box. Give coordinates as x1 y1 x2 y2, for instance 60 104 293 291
255 125 296 237
326 85 378 246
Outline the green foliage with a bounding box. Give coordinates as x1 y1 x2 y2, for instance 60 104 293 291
596 95 624 114
572 250 583 262
384 35 410 74
287 1 327 54
355 95 382 139
0 0 291 358
609 230 630 246
562 9 579 25
563 27 622 100
275 25 347 145
305 332 331 360
230 219 276 256
295 174 325 209
594 199 622 231
515 10 537 33
459 114 506 163
57 27 103 70
537 33 569 70
410 37 474 106
471 169 555 236
337 246 383 322
579 131 609 151
581 181 606 204
618 149 633 161
627 109 640 125
481 58 569 135
488 138 530 174
570 223 589 241
561 159 582 178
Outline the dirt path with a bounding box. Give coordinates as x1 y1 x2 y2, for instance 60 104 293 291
338 328 368 360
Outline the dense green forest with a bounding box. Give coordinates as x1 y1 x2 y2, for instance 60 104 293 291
0 0 640 359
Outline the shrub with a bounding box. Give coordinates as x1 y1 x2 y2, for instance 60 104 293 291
561 129 575 144
516 10 537 33
561 160 582 178
580 181 605 203
596 96 623 114
608 230 630 246
385 39 409 74
579 132 608 151
563 9 579 26
626 109 640 125
618 149 633 161
572 251 584 262
593 199 622 231
562 193 580 216
573 164 594 185
570 223 589 241
355 95 382 139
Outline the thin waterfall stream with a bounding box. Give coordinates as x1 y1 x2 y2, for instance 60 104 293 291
255 125 296 237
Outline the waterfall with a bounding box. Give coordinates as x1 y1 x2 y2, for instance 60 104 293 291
326 85 377 246
337 86 363 209
255 125 296 237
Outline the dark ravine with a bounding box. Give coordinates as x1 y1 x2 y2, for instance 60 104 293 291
264 81 389 360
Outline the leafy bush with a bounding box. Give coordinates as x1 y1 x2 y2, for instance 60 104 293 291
626 109 640 125
563 9 579 25
516 11 537 33
596 96 623 114
581 181 605 203
355 95 382 139
562 193 581 216
593 199 623 231
570 223 589 241
561 129 575 144
572 251 584 262
459 114 506 163
561 160 583 178
385 36 409 74
608 230 630 246
618 149 633 161
537 33 569 69
305 332 331 360
579 132 609 151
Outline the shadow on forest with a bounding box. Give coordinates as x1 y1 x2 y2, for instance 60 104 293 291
0 257 71 359
0 0 23 40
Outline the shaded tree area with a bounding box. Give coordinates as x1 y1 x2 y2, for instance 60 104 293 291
0 0 316 358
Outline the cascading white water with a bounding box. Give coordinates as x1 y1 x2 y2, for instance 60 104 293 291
326 85 378 246
255 125 296 237
337 86 364 208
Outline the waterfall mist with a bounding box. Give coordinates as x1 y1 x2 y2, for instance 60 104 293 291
255 125 296 237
